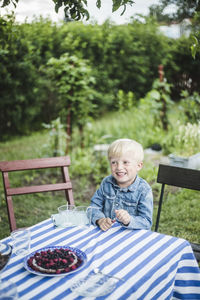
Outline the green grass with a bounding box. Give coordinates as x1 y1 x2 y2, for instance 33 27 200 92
0 131 92 239
152 188 200 243
0 131 49 161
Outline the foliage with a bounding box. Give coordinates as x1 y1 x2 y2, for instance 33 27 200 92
58 18 171 108
117 90 136 112
68 84 198 158
152 79 173 130
0 0 17 7
59 21 116 111
103 18 169 99
1 14 200 139
42 117 67 157
71 102 167 152
149 0 199 22
0 0 134 20
0 15 166 138
191 35 200 58
0 13 41 138
149 5 173 24
139 79 173 131
164 121 200 157
179 90 200 123
164 36 200 99
191 11 200 59
55 0 134 20
149 1 200 59
0 15 62 139
42 53 96 150
43 53 96 125
175 121 200 156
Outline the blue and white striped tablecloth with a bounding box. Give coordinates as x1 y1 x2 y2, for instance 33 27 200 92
1 219 200 299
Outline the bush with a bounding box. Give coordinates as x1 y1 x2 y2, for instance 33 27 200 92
1 15 200 139
165 36 200 99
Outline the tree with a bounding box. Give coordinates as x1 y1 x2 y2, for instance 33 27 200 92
161 0 200 21
149 0 200 22
149 0 200 58
0 0 134 20
191 11 200 58
149 4 172 24
42 53 96 152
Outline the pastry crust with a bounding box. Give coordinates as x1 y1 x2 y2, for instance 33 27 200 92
27 248 82 274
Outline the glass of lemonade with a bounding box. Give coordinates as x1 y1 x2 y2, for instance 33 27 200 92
58 205 75 227
73 206 89 227
11 228 31 257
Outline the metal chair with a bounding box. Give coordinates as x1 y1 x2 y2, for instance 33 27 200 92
0 156 74 232
155 163 200 262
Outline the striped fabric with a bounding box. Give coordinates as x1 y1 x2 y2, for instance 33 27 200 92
1 219 200 300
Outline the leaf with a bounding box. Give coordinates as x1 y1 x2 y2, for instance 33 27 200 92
191 36 198 59
1 0 18 8
81 8 90 20
148 90 160 101
112 0 134 14
55 0 63 13
191 44 196 59
53 0 134 20
112 0 122 12
96 0 101 9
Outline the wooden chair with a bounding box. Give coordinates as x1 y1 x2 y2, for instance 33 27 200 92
0 156 74 232
155 164 200 262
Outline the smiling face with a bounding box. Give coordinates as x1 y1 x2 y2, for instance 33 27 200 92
110 151 143 188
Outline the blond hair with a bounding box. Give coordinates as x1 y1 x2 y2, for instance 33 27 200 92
108 139 144 162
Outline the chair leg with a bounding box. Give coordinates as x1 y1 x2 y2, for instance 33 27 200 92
155 184 165 232
7 196 17 232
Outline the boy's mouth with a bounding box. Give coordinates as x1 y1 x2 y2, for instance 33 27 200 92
116 172 126 177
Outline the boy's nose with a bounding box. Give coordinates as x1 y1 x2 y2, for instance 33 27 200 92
116 161 123 169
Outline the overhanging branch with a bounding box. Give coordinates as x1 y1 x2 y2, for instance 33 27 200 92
0 0 135 21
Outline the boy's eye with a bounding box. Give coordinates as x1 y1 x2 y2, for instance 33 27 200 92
111 161 117 165
123 161 129 165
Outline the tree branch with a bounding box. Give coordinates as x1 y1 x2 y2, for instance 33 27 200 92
0 0 135 21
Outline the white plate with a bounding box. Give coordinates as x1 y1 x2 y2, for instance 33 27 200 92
24 246 87 277
70 272 119 297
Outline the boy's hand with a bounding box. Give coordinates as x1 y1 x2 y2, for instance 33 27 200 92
115 209 131 226
97 217 113 231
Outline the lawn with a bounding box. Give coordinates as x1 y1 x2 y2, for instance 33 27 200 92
0 130 200 247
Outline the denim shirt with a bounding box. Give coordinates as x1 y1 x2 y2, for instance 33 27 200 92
90 175 153 230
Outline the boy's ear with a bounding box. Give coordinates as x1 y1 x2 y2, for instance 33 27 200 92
137 162 143 171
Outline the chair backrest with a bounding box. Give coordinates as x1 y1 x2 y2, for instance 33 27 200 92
157 163 200 191
155 164 200 232
155 164 200 262
0 156 74 232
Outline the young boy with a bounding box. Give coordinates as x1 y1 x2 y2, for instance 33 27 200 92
90 138 153 231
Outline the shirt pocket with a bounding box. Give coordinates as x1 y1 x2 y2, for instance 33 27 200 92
121 199 137 215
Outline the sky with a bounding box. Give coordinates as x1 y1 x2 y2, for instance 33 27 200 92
1 0 161 24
